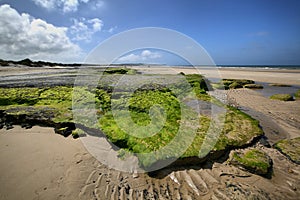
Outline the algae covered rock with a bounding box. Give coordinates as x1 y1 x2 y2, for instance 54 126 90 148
270 94 294 101
269 83 291 87
221 79 255 90
295 89 300 100
103 67 137 75
274 137 300 164
244 84 264 89
229 148 272 177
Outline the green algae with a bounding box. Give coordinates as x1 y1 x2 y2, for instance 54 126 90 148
274 137 300 164
230 148 272 176
0 73 263 169
270 94 294 101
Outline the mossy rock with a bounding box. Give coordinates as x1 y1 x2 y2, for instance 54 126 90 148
244 84 263 89
71 128 86 138
270 94 294 101
274 137 300 164
269 83 291 87
100 88 263 169
229 82 243 89
211 83 225 90
295 89 300 100
0 77 263 170
103 67 137 75
221 79 255 90
229 148 272 177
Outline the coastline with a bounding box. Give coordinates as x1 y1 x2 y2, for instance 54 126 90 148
0 65 299 199
131 66 300 85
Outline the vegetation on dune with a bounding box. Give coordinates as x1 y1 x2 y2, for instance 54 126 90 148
274 137 300 164
0 58 80 67
229 148 272 176
270 94 294 101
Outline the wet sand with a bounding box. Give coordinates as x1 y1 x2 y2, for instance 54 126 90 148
1 126 299 199
0 66 300 199
133 66 300 85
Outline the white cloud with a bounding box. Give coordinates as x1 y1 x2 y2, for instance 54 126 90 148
32 0 103 13
31 0 56 9
0 4 81 62
141 50 161 59
63 0 79 13
88 18 103 31
70 17 103 41
90 0 104 10
107 26 117 33
117 50 162 63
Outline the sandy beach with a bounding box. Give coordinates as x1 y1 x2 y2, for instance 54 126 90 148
133 66 300 85
0 66 299 199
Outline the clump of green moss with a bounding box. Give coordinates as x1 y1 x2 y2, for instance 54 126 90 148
269 83 291 87
99 85 263 168
213 107 263 151
295 89 300 100
0 73 264 170
229 148 272 176
221 79 255 90
211 83 225 90
243 84 263 89
274 137 300 164
103 67 137 75
270 94 294 101
71 128 86 138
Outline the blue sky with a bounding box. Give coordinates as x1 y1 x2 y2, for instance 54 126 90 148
0 0 299 65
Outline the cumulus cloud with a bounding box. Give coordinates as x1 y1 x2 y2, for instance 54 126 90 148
32 0 103 13
31 0 57 10
117 50 162 63
0 4 81 62
69 17 103 41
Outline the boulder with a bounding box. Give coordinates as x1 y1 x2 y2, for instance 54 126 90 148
229 148 272 177
274 137 300 164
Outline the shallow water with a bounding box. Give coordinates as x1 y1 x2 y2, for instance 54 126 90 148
255 81 300 98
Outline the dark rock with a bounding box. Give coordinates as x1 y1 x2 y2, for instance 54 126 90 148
259 136 271 148
229 148 273 177
274 137 300 164
270 94 294 101
244 84 264 89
